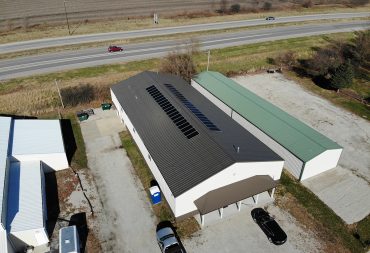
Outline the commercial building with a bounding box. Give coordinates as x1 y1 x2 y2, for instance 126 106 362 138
192 71 343 181
0 116 69 253
111 72 284 223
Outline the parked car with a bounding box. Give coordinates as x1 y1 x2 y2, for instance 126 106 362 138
108 45 123 52
156 226 184 253
251 208 287 245
265 16 275 20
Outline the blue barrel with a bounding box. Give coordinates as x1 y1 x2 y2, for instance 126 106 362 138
150 186 161 205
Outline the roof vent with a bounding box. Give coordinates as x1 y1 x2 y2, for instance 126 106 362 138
233 145 240 153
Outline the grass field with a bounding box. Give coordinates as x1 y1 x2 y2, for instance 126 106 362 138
1 4 369 44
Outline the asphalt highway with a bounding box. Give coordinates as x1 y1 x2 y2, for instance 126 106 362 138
0 21 369 80
0 12 369 53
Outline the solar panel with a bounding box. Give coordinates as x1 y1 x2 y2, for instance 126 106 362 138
164 84 221 131
146 85 198 139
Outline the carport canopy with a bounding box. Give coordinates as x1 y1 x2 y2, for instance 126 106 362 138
194 175 278 215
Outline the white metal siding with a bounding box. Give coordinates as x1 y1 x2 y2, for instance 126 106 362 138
10 228 49 250
111 90 176 212
301 149 343 180
0 229 8 253
11 153 69 172
176 161 284 217
232 112 304 178
192 80 304 179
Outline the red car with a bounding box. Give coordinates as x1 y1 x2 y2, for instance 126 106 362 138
108 45 123 52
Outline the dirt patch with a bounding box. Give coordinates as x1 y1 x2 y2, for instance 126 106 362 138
47 167 104 252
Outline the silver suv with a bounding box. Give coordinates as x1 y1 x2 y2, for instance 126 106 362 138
156 226 184 253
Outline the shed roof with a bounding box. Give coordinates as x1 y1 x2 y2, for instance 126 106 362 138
194 175 278 215
0 117 11 228
111 71 282 197
12 119 65 156
7 161 44 232
193 71 342 162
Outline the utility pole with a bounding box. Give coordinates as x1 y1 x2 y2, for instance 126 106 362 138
55 79 65 108
63 1 71 35
207 50 211 71
153 13 159 24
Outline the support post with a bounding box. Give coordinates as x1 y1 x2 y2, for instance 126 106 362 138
55 79 64 108
201 214 205 226
270 188 276 199
237 201 241 211
206 50 210 71
219 207 224 218
253 194 259 205
63 1 71 35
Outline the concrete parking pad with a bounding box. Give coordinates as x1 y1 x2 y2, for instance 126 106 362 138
80 108 158 252
184 202 322 253
233 73 370 224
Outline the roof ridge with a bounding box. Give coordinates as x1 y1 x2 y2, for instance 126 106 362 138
148 72 238 164
206 72 335 151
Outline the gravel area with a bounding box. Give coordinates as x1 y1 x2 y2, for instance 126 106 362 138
184 202 322 253
233 73 370 224
80 108 159 252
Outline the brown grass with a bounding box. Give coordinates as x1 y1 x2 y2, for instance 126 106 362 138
276 191 350 253
1 4 369 44
1 17 365 60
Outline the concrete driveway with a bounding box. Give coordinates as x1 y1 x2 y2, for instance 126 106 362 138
184 201 322 253
233 73 370 224
80 108 158 252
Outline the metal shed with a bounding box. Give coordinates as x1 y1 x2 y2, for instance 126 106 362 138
0 116 69 252
192 71 343 180
111 72 284 221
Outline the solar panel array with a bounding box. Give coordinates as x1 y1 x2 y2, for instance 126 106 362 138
146 85 199 139
165 84 221 131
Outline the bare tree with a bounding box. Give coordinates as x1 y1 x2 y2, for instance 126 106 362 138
275 51 297 70
220 0 228 13
159 40 199 83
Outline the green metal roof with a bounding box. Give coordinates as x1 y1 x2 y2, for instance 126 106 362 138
193 71 342 162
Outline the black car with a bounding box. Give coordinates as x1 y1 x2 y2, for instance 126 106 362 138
251 208 287 245
265 16 275 20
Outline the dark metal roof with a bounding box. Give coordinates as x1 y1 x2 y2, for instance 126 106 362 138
194 175 278 215
111 71 282 197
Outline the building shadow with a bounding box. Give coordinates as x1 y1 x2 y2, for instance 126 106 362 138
0 114 37 119
60 119 77 164
69 212 88 253
150 179 158 187
6 162 20 230
45 172 60 238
